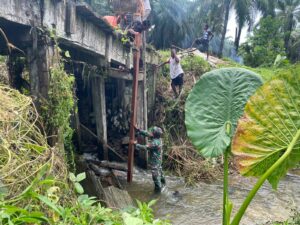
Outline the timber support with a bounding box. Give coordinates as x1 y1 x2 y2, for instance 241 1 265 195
91 75 108 160
27 28 54 104
0 0 160 182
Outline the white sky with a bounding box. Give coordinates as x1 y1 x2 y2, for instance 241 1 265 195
226 10 248 43
226 10 261 44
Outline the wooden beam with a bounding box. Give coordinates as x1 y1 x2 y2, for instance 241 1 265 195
127 45 140 183
91 75 108 160
139 32 148 169
27 28 53 100
80 123 125 161
105 34 112 65
65 0 76 35
109 68 144 81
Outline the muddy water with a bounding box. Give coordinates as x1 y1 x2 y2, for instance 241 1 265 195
124 169 300 225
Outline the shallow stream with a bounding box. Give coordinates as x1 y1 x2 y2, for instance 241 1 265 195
124 169 300 225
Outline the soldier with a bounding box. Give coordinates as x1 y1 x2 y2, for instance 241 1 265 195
135 126 166 192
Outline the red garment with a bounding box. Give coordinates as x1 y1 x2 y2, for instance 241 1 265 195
103 16 119 28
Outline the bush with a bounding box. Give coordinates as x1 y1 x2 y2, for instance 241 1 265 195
0 84 170 225
158 50 211 78
181 55 211 77
240 16 286 67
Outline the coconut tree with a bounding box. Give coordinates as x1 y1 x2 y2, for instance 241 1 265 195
254 0 276 17
233 0 255 51
218 0 231 57
149 0 191 49
276 0 300 56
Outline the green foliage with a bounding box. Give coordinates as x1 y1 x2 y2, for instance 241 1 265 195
0 170 169 225
181 55 211 77
0 56 6 63
149 0 191 49
185 68 263 157
229 68 300 224
272 210 300 225
39 46 76 170
42 64 74 133
69 172 86 194
158 50 211 78
185 67 264 225
240 16 286 67
124 200 170 225
233 67 300 189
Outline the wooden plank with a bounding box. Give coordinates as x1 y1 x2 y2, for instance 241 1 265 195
105 34 112 65
80 123 126 161
109 68 144 81
87 170 104 200
87 160 128 172
140 32 148 169
91 75 108 160
65 0 76 35
99 76 108 160
103 186 134 209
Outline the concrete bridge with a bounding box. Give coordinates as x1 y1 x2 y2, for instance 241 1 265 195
0 0 160 166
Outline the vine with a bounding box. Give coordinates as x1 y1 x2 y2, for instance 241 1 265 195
40 30 76 171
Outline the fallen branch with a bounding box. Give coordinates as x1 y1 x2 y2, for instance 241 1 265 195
0 28 25 55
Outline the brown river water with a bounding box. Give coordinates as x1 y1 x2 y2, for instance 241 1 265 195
123 169 300 225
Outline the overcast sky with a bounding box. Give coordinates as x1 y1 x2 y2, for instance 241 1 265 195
226 10 261 44
226 10 248 43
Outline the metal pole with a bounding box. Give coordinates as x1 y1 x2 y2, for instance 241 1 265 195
127 34 141 183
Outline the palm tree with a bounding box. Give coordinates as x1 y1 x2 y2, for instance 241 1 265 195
149 0 191 49
233 0 255 51
254 0 276 17
276 0 300 56
289 27 300 60
218 0 231 57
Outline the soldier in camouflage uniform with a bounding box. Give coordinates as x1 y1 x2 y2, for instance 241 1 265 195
135 126 166 192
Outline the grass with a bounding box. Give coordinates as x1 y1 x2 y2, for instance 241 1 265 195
220 58 300 82
155 51 224 184
0 80 170 224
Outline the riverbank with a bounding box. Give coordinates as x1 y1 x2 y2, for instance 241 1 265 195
0 60 170 225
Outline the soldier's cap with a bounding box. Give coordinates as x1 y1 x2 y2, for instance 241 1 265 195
149 126 163 137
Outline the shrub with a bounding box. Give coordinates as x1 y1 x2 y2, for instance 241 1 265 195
181 55 211 77
240 16 286 67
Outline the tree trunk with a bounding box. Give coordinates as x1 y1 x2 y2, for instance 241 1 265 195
218 0 231 58
284 14 294 57
234 25 242 52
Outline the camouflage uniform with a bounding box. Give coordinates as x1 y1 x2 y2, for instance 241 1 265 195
135 127 165 191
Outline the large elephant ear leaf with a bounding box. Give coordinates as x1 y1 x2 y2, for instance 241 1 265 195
185 68 263 158
233 70 300 189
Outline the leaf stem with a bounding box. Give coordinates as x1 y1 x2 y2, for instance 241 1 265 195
231 129 300 225
223 146 230 225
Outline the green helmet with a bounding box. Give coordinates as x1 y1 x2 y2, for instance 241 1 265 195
150 126 163 138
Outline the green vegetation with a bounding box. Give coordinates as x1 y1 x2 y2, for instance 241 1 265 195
272 210 300 225
185 64 300 224
231 67 300 225
0 83 170 225
0 48 169 225
240 16 286 67
181 55 211 77
185 68 263 224
154 52 225 184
